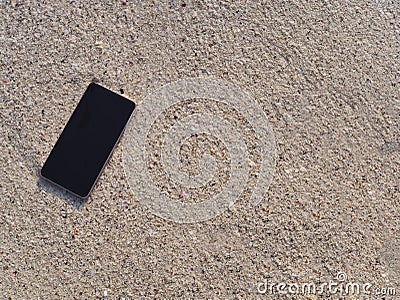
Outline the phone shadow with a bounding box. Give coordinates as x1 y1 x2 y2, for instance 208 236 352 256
37 177 87 209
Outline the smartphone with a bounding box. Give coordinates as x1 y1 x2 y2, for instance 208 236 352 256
40 83 136 199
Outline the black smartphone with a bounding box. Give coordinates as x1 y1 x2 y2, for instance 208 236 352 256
40 83 136 199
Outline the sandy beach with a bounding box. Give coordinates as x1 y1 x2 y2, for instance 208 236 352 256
1 0 399 298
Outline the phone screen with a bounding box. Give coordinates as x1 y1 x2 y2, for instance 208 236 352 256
40 83 136 199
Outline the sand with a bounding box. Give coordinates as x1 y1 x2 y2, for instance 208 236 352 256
1 0 399 298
